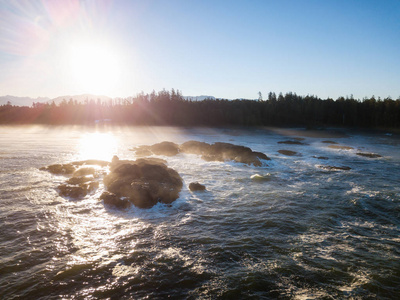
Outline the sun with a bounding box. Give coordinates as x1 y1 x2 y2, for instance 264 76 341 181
78 132 118 161
69 40 121 95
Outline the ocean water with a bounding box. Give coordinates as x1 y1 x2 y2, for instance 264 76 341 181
0 125 399 299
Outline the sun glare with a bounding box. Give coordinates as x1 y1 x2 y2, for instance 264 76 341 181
69 41 121 95
78 132 118 161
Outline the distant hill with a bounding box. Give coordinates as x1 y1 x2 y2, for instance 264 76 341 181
0 95 50 106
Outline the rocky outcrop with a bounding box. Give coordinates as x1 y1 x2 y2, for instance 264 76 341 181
194 141 270 166
132 140 270 167
189 182 206 191
319 165 351 171
356 152 382 158
133 141 180 157
278 140 307 145
313 156 329 160
278 150 298 156
328 145 354 150
102 156 183 209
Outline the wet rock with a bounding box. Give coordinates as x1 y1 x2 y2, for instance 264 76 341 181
201 142 270 166
250 173 271 181
179 141 212 155
278 150 298 156
40 163 76 175
319 165 351 171
100 191 130 209
278 140 307 145
322 141 338 144
57 181 99 199
189 182 206 191
313 156 329 160
66 176 92 185
356 152 382 158
103 156 183 209
73 167 96 177
328 145 354 150
150 141 180 156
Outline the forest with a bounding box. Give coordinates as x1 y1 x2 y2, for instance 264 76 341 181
1 89 400 128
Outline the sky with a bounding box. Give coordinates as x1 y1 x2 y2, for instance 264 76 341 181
0 0 399 100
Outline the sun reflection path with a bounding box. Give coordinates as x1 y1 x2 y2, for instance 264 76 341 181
77 132 118 161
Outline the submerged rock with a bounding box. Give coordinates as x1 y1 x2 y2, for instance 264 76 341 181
328 145 354 150
189 182 206 191
356 152 382 158
40 163 76 175
278 140 307 145
278 150 298 156
103 156 183 209
57 181 99 199
322 140 338 144
319 165 351 171
313 156 329 160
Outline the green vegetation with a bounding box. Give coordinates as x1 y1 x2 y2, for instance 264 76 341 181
1 89 400 128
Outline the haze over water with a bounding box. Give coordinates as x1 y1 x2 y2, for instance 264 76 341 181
0 126 399 299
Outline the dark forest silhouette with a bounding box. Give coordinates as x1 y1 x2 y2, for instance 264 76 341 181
1 89 400 128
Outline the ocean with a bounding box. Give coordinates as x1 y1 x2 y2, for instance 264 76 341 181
0 125 399 299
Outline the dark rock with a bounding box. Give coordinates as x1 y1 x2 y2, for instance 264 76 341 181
313 156 329 160
150 141 180 156
328 145 353 150
58 184 87 198
40 163 76 175
180 141 211 155
356 152 382 158
322 141 338 144
189 182 206 191
103 156 183 209
73 167 96 177
278 140 307 145
319 165 351 171
200 142 270 166
67 176 92 185
100 191 131 209
278 150 298 156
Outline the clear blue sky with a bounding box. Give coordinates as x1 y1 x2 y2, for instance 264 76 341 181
0 0 399 100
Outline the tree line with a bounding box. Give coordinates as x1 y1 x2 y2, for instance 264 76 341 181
1 89 400 128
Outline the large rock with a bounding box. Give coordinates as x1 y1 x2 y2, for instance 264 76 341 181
200 142 270 166
103 156 183 209
179 141 211 155
132 141 180 157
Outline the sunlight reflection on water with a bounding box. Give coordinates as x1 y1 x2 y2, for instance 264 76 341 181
77 132 118 161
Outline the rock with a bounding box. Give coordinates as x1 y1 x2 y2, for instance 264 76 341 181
40 163 76 175
200 142 270 166
278 140 307 145
57 181 99 199
73 167 96 177
189 182 206 191
150 141 180 156
103 157 183 209
356 152 382 158
278 150 298 156
132 141 180 157
322 141 338 144
180 141 211 155
312 156 329 160
66 176 92 185
100 191 130 209
328 145 354 150
319 165 351 171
